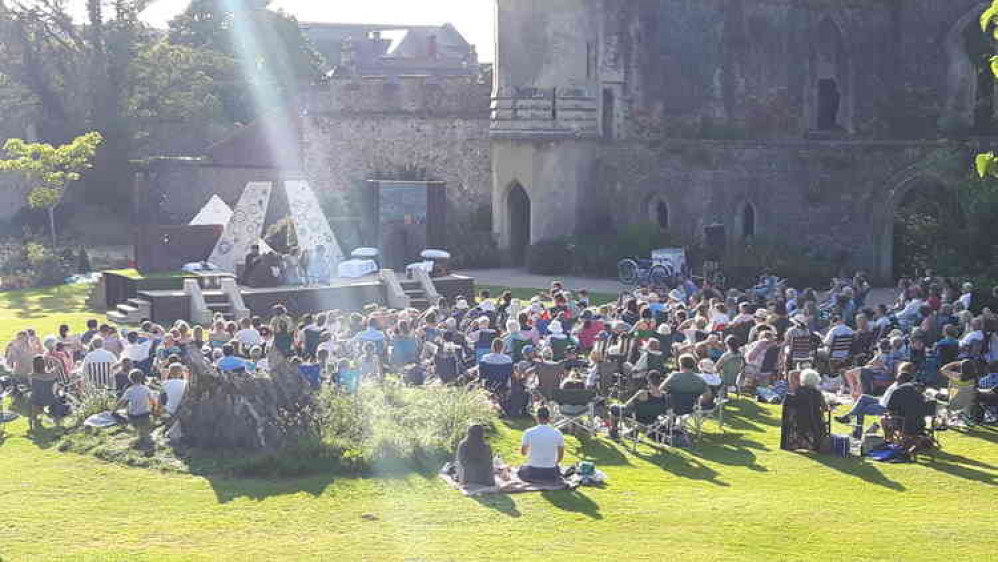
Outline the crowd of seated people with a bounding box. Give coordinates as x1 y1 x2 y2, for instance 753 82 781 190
4 270 997 461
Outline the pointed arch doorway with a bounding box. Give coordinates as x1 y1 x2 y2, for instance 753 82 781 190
507 182 531 266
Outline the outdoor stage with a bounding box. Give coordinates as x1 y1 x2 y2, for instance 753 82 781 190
106 271 475 325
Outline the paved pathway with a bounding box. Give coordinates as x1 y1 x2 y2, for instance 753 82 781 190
458 267 896 307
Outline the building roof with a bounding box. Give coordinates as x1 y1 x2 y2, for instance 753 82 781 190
300 21 479 78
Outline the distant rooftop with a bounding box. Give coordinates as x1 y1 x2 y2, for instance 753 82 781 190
300 21 480 79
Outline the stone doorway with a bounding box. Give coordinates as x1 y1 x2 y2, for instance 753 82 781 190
507 183 531 266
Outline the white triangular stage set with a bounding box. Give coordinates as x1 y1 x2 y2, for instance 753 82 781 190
189 195 232 226
205 180 344 275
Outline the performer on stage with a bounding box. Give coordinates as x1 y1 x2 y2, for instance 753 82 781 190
241 244 262 285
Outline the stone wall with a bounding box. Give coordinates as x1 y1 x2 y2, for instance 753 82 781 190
299 76 492 224
596 138 968 281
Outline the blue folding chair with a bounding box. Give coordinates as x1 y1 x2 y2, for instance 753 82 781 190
478 361 513 394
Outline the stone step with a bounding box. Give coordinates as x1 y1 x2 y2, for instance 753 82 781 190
116 304 139 314
410 298 430 310
127 298 151 309
404 290 426 297
106 310 130 324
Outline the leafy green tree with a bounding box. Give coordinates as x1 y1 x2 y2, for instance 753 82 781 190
168 0 324 122
0 132 103 247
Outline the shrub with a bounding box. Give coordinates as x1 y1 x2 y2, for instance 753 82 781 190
0 241 75 288
571 223 678 277
314 381 496 470
527 239 573 275
722 238 838 288
58 381 498 478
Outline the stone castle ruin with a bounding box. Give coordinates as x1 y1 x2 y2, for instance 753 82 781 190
139 1 998 283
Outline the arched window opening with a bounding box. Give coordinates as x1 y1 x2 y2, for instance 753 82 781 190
507 182 531 266
815 17 845 131
648 197 669 231
742 203 756 240
817 78 840 130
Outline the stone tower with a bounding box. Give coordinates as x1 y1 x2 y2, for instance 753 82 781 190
491 0 602 265
491 0 996 281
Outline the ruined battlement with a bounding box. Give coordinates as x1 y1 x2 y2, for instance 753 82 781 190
490 86 599 138
303 75 491 119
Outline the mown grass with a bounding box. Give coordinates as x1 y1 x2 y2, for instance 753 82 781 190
1 285 997 561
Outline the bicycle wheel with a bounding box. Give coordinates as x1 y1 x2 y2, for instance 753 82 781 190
617 259 639 285
648 265 671 288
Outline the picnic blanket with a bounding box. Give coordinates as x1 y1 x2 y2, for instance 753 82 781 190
440 470 582 497
84 412 120 428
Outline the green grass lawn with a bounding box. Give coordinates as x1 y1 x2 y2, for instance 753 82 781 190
2 285 998 561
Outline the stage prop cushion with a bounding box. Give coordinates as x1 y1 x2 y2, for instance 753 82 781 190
407 261 434 275
338 259 378 279
351 247 380 259
420 249 451 260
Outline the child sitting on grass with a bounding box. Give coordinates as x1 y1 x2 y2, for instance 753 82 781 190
114 369 154 448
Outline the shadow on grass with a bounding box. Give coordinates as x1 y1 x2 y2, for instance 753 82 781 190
695 433 769 473
721 399 781 433
473 493 522 518
632 443 730 487
571 432 630 466
540 489 603 520
923 450 997 487
805 453 906 491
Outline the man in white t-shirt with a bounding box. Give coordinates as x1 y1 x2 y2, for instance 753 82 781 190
82 337 118 368
235 318 263 349
518 407 565 482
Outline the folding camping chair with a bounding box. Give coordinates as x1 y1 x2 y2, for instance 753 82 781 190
664 391 704 447
479 360 514 395
83 360 116 394
826 334 856 375
0 378 20 438
621 398 670 451
787 335 816 371
550 388 598 436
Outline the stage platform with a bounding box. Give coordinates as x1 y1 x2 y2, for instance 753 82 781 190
129 274 475 325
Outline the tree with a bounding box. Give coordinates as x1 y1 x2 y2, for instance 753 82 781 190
168 0 324 122
0 132 103 247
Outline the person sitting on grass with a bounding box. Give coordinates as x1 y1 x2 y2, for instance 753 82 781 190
608 371 667 440
456 424 495 487
160 363 187 418
518 406 565 483
114 369 154 448
113 358 134 398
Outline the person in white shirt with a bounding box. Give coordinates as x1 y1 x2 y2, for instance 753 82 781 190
518 407 565 482
160 363 187 417
235 318 263 350
115 369 154 447
822 316 855 360
81 337 117 369
121 331 153 364
958 283 974 312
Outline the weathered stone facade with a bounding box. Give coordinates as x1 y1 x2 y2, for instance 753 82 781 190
491 0 994 282
299 76 492 216
143 1 993 283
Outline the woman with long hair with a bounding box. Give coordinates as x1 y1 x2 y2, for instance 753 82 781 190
456 424 495 486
